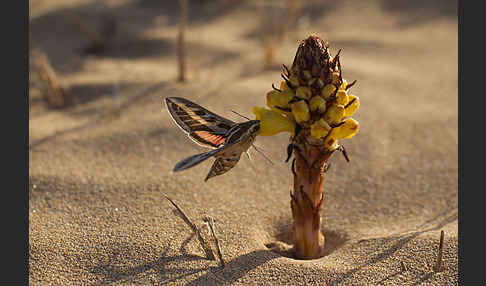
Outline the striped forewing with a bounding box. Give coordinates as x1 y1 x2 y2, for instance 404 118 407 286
165 97 236 148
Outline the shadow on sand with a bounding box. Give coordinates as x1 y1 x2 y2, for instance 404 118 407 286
89 242 279 285
29 81 169 150
327 209 457 285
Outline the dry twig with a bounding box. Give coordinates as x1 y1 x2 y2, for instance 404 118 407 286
177 0 188 82
400 261 407 272
433 230 445 272
164 194 215 260
32 50 66 109
204 215 225 268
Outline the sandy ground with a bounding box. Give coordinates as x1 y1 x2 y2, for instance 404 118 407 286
29 0 458 285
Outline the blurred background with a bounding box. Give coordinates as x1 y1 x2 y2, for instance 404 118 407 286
29 0 457 117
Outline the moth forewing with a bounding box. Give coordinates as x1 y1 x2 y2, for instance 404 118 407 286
165 97 237 149
165 97 235 134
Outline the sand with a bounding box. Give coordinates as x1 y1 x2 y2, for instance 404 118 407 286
29 0 458 285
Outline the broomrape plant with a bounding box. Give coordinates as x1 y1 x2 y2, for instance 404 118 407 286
253 35 360 259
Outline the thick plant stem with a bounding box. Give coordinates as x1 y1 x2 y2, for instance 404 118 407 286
291 134 334 259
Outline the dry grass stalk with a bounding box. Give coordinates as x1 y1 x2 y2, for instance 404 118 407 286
203 216 225 268
433 230 445 272
263 37 276 69
164 194 215 260
32 50 66 109
400 261 407 272
177 0 188 82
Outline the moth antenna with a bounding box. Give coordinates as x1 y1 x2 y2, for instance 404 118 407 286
251 144 274 165
231 110 251 121
252 143 264 150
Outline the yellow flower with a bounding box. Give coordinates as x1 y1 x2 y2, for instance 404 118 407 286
290 100 311 123
253 106 296 136
323 104 345 125
310 118 331 139
321 84 336 100
295 86 312 100
329 118 359 140
331 72 341 85
344 94 360 118
309 96 327 113
340 79 348 90
323 136 339 150
289 74 300 87
302 70 312 81
280 80 291 92
266 90 294 110
336 90 349 106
